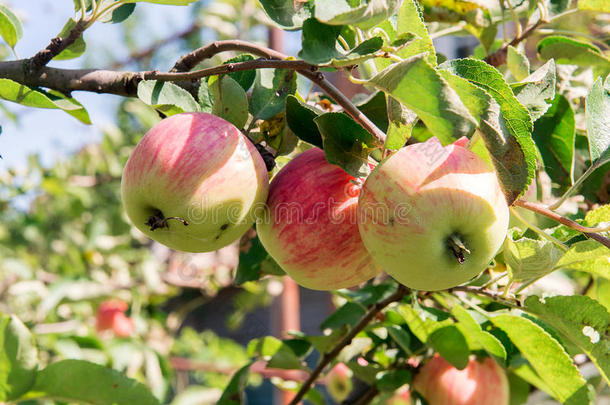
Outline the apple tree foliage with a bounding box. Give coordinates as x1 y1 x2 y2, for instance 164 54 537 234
0 0 609 404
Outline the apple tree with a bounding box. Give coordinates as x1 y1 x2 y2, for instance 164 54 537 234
0 0 609 404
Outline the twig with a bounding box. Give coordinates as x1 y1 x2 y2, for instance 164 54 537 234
288 284 409 405
450 286 521 307
514 200 610 249
485 18 545 67
25 19 88 73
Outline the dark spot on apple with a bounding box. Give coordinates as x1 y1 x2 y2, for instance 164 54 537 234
389 217 395 226
112 383 118 389
220 223 229 230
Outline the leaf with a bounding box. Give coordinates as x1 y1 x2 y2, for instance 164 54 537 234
503 230 564 282
537 36 610 79
441 58 536 201
491 315 590 405
331 37 384 66
387 325 412 354
512 59 556 122
307 326 348 354
123 0 198 5
285 95 323 148
197 80 213 113
376 369 412 391
249 68 297 121
223 54 256 91
525 295 610 385
258 0 312 29
0 79 91 124
209 76 248 128
27 359 160 405
355 91 389 133
578 0 610 12
235 235 284 285
321 302 366 329
532 94 575 184
554 240 610 279
507 46 530 82
451 304 507 361
99 3 136 23
368 54 476 142
217 363 251 405
0 4 23 48
298 19 343 64
585 76 610 166
0 314 38 401
54 18 86 61
428 325 470 369
314 0 402 30
137 80 200 116
385 96 417 150
397 304 453 344
314 112 377 177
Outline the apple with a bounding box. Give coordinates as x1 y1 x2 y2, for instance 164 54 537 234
357 137 509 291
326 363 353 403
96 300 134 337
256 147 381 290
121 112 269 252
412 354 509 405
386 385 411 405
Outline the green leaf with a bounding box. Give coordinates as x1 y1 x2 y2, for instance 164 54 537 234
261 112 298 156
491 315 590 405
235 235 284 285
217 363 251 405
314 112 377 177
209 76 248 128
537 36 610 79
376 369 412 391
249 68 297 121
554 240 610 279
314 0 402 30
385 96 416 150
0 4 23 48
331 37 384 67
298 19 343 64
99 3 136 23
223 54 256 91
137 80 200 116
451 304 507 361
585 76 610 166
285 95 324 148
0 79 91 124
428 325 470 369
441 58 536 202
54 18 86 60
507 46 530 82
512 59 556 122
369 54 476 142
197 80 213 113
258 0 312 29
578 0 610 12
27 359 160 405
355 91 389 133
508 371 532 405
525 295 610 385
503 230 564 282
321 302 366 329
533 94 575 184
0 314 38 401
397 304 453 344
123 0 198 5
307 326 348 354
387 325 412 354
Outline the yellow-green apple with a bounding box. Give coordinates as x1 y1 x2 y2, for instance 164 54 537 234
357 137 509 291
257 148 381 290
412 354 509 405
121 112 269 252
326 363 353 402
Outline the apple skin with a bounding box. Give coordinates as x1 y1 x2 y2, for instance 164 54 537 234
326 363 353 403
412 355 509 405
96 300 134 337
357 137 509 291
121 112 269 252
386 385 411 405
256 148 381 290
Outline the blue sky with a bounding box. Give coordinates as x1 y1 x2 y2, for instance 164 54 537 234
0 0 193 170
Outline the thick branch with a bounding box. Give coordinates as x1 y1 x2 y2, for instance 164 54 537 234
288 284 409 405
514 200 610 249
25 19 88 73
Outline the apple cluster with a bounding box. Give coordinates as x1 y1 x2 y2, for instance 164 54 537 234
121 113 509 292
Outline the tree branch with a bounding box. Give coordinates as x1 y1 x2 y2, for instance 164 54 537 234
514 200 610 249
485 18 546 67
288 284 409 405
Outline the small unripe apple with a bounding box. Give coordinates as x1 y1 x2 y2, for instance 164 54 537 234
257 148 381 290
358 137 509 291
326 363 353 403
412 354 509 405
121 112 269 252
96 300 134 337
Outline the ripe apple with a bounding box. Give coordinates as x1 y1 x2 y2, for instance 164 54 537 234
256 147 381 290
96 300 134 337
412 354 509 405
386 385 411 405
357 137 509 291
326 363 353 403
121 112 269 252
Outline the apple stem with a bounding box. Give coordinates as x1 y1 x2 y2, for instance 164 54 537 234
146 209 189 231
447 234 471 264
